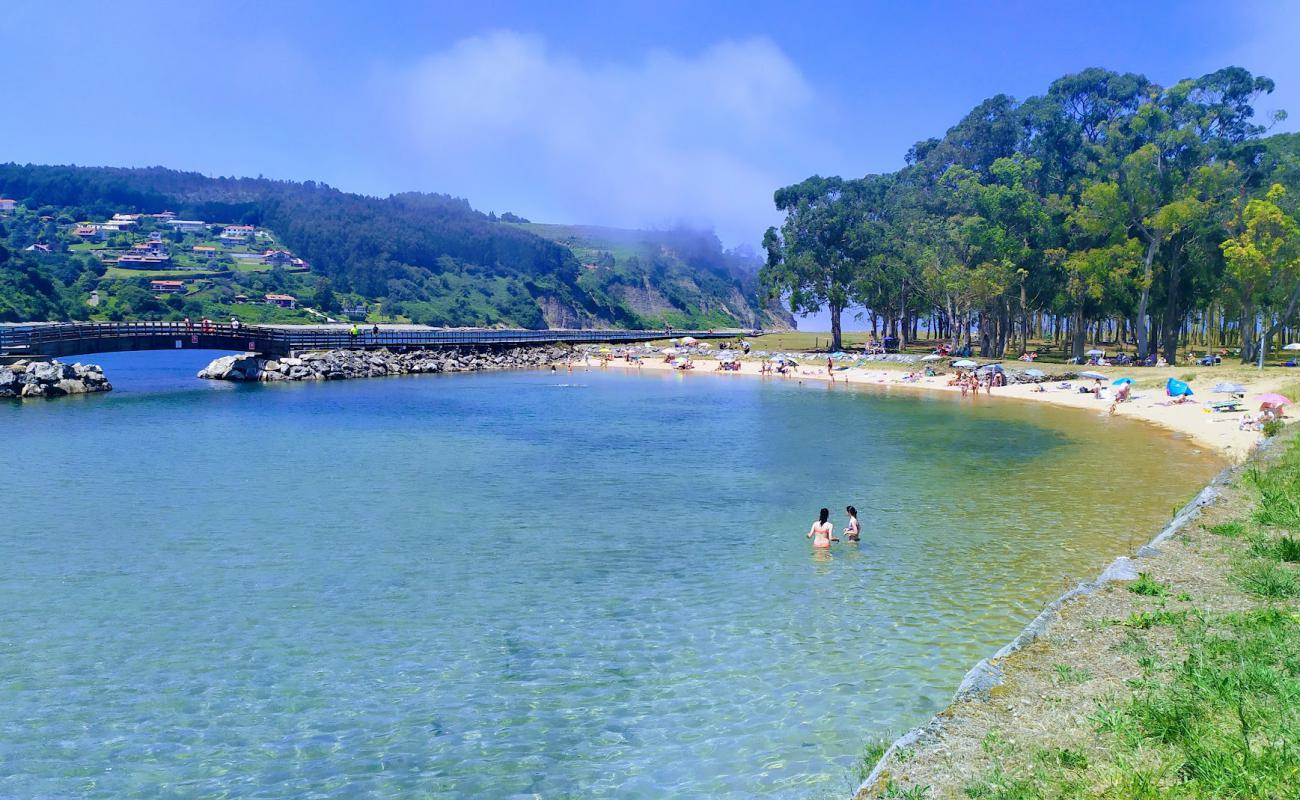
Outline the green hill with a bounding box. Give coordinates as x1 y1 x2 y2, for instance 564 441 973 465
0 164 790 329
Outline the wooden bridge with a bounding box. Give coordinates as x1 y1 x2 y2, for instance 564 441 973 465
0 322 747 361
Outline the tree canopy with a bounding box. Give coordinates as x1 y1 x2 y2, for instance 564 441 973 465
762 66 1299 362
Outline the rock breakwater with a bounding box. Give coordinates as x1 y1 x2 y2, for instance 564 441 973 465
0 359 112 399
198 347 570 382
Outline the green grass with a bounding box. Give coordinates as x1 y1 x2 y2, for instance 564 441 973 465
103 267 229 280
1206 521 1245 538
1128 572 1170 597
1053 664 1093 685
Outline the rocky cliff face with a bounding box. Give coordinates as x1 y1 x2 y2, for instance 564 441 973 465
0 360 112 399
198 347 570 383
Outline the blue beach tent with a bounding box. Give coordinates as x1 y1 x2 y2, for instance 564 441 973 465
1166 378 1194 397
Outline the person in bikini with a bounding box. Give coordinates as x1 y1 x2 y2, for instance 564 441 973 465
807 508 838 548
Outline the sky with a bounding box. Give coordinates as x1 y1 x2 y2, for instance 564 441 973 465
1 1 1296 257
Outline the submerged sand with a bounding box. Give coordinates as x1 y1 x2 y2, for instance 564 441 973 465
580 355 1291 463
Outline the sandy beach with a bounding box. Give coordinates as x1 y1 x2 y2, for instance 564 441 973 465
578 354 1294 463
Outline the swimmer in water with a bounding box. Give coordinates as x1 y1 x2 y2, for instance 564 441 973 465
807 507 837 548
844 506 860 542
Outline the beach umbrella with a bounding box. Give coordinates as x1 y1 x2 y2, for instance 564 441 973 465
1166 378 1194 397
1213 382 1246 394
662 347 681 355
1025 368 1045 378
976 363 1005 373
952 359 977 367
921 354 943 361
1284 343 1300 351
1086 348 1105 356
1079 370 1107 380
1257 393 1291 408
1112 377 1134 386
680 336 698 345
768 355 785 362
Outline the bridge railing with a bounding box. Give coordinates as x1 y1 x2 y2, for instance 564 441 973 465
3 322 747 356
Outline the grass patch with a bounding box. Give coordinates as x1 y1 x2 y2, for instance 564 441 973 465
1234 559 1299 599
1122 609 1188 629
1206 521 1245 538
1128 572 1170 597
852 737 892 784
1053 664 1093 685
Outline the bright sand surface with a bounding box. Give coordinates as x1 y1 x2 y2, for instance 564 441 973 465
580 355 1294 463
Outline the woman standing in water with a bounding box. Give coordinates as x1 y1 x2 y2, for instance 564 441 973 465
844 506 861 542
807 508 837 548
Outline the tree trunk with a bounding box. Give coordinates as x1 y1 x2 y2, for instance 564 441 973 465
829 304 843 352
1134 237 1159 358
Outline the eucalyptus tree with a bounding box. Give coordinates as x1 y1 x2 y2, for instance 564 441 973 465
761 176 864 351
1221 184 1300 362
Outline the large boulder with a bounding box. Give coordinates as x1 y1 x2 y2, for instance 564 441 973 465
198 355 241 380
29 361 63 382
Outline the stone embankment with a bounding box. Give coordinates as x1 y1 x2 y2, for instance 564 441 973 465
198 347 570 382
0 360 112 399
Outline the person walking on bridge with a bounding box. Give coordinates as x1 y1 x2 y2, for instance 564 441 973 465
350 324 359 340
230 317 241 333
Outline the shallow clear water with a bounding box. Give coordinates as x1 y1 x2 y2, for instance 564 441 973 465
0 352 1220 798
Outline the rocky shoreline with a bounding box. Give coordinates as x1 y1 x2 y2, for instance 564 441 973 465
198 346 570 382
0 359 113 399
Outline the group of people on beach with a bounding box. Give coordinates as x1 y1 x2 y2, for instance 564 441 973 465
806 506 861 548
950 369 1004 397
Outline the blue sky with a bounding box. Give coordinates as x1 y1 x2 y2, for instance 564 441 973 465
1 0 1295 254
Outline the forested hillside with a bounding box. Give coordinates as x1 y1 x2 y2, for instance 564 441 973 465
763 66 1300 362
0 165 786 328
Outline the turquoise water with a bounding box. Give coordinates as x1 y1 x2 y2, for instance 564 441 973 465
0 352 1219 798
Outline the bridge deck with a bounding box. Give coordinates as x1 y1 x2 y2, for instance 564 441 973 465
0 322 747 360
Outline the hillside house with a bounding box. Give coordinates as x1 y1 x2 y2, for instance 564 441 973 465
233 294 249 304
263 249 293 266
117 242 172 267
73 224 103 241
220 224 255 242
24 243 52 253
152 211 176 220
265 293 296 308
192 245 217 259
0 198 16 213
166 219 206 233
117 253 172 267
150 280 184 294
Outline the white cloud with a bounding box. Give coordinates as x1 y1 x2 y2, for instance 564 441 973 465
381 31 829 245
